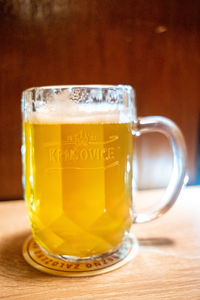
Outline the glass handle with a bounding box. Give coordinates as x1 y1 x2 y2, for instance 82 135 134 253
134 116 187 224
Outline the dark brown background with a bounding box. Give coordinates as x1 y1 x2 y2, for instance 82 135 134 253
0 0 200 199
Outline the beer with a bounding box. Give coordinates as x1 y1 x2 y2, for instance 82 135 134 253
23 106 134 257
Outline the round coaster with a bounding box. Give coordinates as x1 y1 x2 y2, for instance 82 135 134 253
23 235 139 277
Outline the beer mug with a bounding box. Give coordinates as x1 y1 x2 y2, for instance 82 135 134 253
21 85 186 264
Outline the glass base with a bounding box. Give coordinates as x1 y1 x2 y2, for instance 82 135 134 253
22 234 139 277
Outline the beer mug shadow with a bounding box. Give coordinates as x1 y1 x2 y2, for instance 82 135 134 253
138 237 175 247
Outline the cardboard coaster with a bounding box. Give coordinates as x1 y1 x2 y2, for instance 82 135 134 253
23 235 139 277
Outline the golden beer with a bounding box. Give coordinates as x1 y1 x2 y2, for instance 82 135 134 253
23 120 134 257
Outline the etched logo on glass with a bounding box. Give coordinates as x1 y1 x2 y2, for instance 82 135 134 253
45 130 119 170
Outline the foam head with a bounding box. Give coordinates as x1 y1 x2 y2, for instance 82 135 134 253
25 90 135 123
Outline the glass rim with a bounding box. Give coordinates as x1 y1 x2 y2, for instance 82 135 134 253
22 84 134 93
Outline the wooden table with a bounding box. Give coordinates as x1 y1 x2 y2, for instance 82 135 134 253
1 187 200 299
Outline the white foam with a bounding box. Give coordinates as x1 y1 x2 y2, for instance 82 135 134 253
25 91 135 124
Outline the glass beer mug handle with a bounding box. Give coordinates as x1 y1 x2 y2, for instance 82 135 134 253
134 116 187 224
